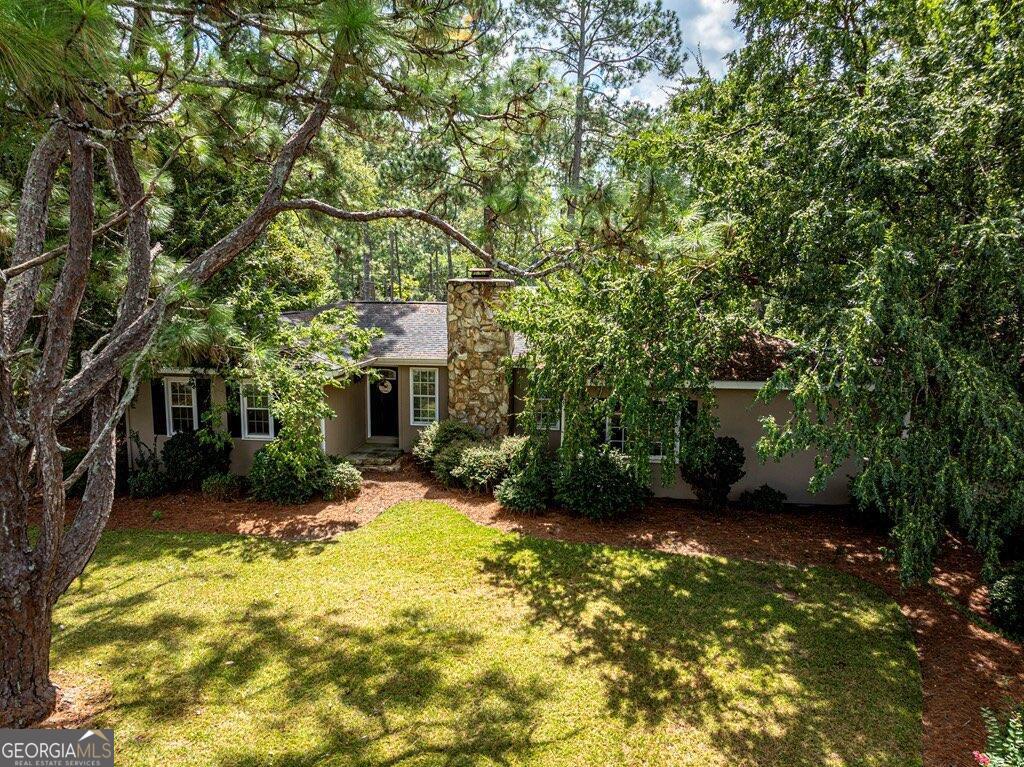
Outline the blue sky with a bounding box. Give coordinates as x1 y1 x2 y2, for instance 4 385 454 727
625 0 741 105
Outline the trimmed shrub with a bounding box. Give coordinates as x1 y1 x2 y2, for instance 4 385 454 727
324 461 362 501
451 436 529 492
128 468 168 498
201 472 247 501
495 457 555 514
680 436 746 510
738 484 788 514
433 439 473 487
413 419 483 467
249 439 332 505
977 705 1024 766
161 431 232 490
989 565 1024 638
554 447 648 520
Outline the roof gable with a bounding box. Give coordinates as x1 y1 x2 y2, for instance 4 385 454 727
283 301 448 361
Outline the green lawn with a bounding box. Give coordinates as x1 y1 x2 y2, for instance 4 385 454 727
53 501 922 766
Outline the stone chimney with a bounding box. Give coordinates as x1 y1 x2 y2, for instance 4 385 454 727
447 268 514 437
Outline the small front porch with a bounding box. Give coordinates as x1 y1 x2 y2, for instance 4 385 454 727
345 442 404 471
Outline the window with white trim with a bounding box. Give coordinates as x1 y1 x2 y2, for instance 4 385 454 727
166 378 198 435
603 400 698 461
241 386 275 440
606 411 627 451
537 398 562 431
410 368 439 425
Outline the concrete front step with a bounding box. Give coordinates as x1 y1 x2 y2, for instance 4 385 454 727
346 445 404 472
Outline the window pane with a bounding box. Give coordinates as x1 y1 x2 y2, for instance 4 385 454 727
246 408 271 436
537 399 560 430
242 387 273 437
608 413 625 451
171 408 194 433
169 381 195 432
412 370 437 424
246 390 270 410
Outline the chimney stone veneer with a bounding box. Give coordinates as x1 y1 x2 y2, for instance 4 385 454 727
447 270 513 437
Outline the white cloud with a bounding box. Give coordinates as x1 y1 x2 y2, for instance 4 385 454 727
627 0 741 106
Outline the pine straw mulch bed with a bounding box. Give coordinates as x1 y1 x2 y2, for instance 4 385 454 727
72 461 1022 767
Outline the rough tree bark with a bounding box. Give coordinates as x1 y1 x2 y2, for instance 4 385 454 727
1 112 94 726
565 0 589 222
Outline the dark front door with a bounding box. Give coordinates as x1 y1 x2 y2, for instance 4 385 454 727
369 368 399 438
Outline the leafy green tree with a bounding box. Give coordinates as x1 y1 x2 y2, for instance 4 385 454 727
500 190 732 483
516 0 683 218
626 0 1024 581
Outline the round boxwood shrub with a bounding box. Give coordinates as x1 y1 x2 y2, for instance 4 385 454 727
680 436 746 510
161 431 232 490
201 472 247 501
324 461 362 501
554 447 648 520
451 436 529 492
989 564 1024 638
413 419 483 467
738 483 788 514
249 439 332 505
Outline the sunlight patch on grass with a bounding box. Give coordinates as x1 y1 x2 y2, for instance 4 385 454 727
53 501 922 766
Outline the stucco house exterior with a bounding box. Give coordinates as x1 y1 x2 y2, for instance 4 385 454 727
126 269 853 504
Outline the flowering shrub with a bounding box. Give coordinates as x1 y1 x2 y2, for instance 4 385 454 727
975 706 1024 767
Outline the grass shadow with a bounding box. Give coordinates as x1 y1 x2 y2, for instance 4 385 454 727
481 534 922 765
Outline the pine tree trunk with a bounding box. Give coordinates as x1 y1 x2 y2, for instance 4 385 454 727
0 567 56 727
391 228 401 298
360 224 375 300
566 10 589 222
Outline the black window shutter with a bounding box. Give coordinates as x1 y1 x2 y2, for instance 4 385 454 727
151 378 167 436
196 377 212 428
225 382 242 438
272 414 283 438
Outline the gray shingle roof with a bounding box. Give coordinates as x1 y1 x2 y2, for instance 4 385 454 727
282 301 787 381
282 301 449 361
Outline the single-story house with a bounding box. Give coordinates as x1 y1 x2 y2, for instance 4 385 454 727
126 269 853 504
